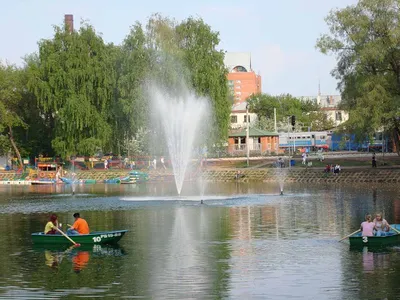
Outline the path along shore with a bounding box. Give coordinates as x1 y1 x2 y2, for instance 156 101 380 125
1 152 399 184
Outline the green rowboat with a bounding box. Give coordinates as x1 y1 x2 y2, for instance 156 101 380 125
31 230 128 245
348 224 400 247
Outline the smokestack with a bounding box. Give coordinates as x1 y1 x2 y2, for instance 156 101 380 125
64 14 74 33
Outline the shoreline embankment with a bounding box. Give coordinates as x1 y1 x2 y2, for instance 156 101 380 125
1 166 400 184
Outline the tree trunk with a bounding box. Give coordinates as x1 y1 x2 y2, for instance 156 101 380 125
8 126 24 169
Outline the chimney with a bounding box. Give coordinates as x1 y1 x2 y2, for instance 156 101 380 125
64 14 74 33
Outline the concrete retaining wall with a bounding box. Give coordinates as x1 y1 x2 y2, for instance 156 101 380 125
1 168 400 183
201 168 400 183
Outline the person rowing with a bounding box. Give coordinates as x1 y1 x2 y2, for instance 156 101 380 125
360 214 375 237
44 214 61 235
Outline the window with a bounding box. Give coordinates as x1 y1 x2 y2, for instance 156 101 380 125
335 112 342 121
228 80 234 87
231 115 238 123
244 115 251 123
240 137 246 144
233 66 248 72
320 135 326 140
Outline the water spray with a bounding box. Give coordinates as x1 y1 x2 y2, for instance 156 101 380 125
150 83 210 195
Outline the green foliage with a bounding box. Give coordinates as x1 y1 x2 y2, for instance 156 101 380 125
123 127 151 156
316 0 400 154
176 17 230 141
0 63 27 165
247 93 335 132
0 64 25 131
27 22 116 158
116 23 151 141
0 135 11 156
1 15 231 159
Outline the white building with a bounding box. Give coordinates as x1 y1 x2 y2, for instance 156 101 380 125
298 94 349 127
230 101 258 129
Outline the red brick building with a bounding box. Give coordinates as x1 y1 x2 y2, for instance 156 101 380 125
228 127 279 155
224 52 261 103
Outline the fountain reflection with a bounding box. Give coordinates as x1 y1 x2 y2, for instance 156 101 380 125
145 206 229 298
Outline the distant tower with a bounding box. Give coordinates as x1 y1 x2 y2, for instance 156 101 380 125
64 14 74 33
317 79 321 105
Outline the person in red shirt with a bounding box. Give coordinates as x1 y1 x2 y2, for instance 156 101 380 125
67 213 90 235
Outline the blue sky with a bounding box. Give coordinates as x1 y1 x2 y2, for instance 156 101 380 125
0 0 358 96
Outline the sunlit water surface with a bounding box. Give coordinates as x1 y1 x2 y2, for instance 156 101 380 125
0 182 400 299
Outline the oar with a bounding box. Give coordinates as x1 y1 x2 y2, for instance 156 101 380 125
55 227 81 247
390 225 400 234
339 229 361 242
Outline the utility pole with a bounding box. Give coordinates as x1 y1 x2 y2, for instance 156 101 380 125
246 103 250 167
287 116 291 167
291 115 296 157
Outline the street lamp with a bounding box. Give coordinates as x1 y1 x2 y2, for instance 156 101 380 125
246 103 250 167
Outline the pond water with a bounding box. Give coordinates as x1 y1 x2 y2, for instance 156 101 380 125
0 182 400 299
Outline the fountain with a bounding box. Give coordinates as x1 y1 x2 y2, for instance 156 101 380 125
274 157 288 195
149 84 210 195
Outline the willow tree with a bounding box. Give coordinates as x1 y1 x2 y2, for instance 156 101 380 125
316 0 400 154
27 21 116 158
116 23 151 146
176 17 230 142
0 63 25 167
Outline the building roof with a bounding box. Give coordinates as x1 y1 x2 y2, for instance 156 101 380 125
224 52 252 73
231 101 249 112
229 127 278 137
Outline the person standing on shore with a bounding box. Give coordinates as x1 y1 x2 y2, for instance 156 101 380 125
372 153 377 168
160 156 166 169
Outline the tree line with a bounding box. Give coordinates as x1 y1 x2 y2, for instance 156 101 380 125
246 94 335 132
2 0 400 169
0 14 231 167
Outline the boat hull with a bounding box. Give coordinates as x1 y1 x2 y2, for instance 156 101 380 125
31 230 127 245
348 224 400 247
